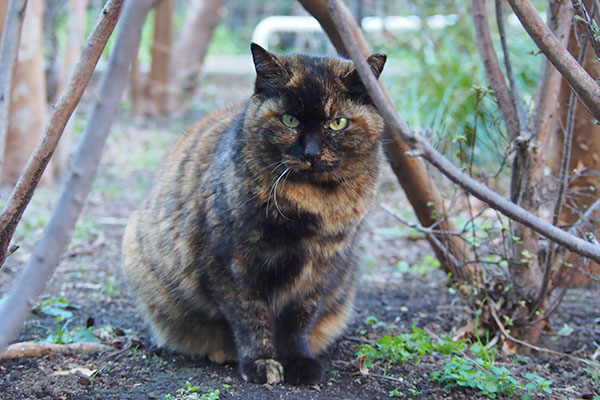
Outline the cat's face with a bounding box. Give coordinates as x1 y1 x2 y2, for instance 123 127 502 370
243 43 386 183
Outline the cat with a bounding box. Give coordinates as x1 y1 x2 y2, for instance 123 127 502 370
122 43 386 385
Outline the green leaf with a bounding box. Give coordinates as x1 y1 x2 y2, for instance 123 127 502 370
556 323 574 336
70 326 100 343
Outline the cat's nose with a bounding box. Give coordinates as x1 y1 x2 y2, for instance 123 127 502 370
303 137 322 164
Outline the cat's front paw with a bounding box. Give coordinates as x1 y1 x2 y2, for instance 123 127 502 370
283 357 323 385
240 358 284 385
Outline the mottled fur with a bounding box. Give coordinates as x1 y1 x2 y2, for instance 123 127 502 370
122 44 386 385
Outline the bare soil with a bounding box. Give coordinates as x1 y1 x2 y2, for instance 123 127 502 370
1 88 599 399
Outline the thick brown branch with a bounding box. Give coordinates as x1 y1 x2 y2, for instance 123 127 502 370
507 0 600 120
0 0 29 181
0 0 123 267
325 0 600 263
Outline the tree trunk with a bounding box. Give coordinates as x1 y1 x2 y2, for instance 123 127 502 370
556 0 600 285
172 0 222 103
145 0 173 115
2 0 49 186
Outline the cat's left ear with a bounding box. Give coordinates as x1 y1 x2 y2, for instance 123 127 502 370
343 53 387 94
250 43 288 92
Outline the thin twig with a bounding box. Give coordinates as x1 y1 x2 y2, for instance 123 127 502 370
568 198 600 235
495 0 527 130
365 373 405 383
488 299 568 357
342 336 372 344
472 0 520 140
381 204 464 280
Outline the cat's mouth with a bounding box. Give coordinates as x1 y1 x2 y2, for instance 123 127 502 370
284 158 342 179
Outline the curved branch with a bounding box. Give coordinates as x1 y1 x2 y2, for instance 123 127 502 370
325 0 600 263
507 0 600 120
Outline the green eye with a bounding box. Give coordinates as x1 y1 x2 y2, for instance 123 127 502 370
329 117 349 131
281 113 300 128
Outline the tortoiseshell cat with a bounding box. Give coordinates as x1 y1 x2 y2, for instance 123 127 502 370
122 43 386 385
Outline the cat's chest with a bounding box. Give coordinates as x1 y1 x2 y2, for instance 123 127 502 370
275 179 375 233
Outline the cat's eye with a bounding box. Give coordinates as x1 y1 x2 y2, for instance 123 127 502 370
329 117 349 131
281 113 300 128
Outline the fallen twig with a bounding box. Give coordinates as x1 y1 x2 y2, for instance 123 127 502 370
487 299 564 357
0 341 113 360
63 231 106 258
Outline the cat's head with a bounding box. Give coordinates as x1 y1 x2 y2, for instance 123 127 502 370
243 43 386 183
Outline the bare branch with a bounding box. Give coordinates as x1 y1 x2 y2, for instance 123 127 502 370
0 0 160 354
0 0 29 181
472 0 520 140
325 0 600 263
507 0 600 120
495 0 526 129
0 0 123 267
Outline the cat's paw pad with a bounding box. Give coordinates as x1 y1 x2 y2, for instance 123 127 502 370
240 358 284 385
283 357 323 385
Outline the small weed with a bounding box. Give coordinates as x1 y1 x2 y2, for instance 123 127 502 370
44 316 70 344
584 360 600 382
43 317 99 344
176 381 200 396
33 297 79 319
432 355 520 398
394 255 440 275
102 274 120 296
131 344 140 357
365 315 386 330
166 382 219 400
357 327 463 367
200 389 220 400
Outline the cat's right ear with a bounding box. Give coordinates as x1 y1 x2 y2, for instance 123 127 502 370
250 43 288 92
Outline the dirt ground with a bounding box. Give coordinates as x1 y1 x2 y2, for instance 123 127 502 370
1 79 599 399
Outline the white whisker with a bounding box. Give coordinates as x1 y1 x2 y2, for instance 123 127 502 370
273 168 292 219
